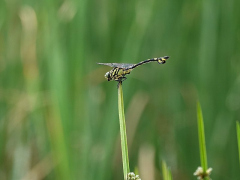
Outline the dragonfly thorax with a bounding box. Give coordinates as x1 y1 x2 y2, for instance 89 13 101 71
104 68 132 81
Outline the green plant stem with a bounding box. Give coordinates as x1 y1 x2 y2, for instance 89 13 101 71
197 102 208 180
118 81 130 180
237 121 240 167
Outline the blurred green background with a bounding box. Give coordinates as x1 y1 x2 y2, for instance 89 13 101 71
0 0 240 179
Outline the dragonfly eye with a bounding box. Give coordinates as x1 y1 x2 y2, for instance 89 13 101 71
157 56 169 64
158 59 166 64
104 71 111 79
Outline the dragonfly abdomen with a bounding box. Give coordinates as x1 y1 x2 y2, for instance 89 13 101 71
129 56 169 69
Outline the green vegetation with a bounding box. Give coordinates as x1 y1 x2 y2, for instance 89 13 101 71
237 122 240 168
0 0 240 179
194 102 212 180
118 82 130 179
162 161 172 180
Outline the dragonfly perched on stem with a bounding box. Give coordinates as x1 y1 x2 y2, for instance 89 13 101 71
97 56 169 83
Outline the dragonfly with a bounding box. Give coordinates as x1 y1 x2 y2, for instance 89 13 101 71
97 56 169 82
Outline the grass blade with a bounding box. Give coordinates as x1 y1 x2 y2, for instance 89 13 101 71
197 102 208 172
162 161 172 180
195 102 212 180
118 82 130 179
237 121 240 167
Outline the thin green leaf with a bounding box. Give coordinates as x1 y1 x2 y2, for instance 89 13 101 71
162 161 172 180
168 169 172 180
197 102 208 179
237 121 240 167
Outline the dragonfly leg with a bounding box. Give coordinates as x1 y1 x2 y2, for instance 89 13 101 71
116 77 127 88
115 77 127 82
117 80 122 88
121 77 127 82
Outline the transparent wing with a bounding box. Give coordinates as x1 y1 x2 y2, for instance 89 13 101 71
97 63 136 69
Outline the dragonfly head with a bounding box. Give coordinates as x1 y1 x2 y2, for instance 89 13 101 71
104 71 112 81
157 56 169 64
